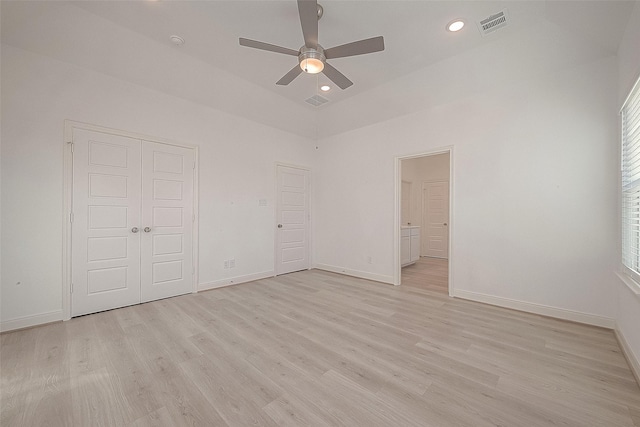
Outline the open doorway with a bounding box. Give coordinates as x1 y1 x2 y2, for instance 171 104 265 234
396 150 451 295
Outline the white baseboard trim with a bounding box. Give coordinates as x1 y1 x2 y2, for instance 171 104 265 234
452 289 615 329
1 310 64 333
313 263 394 285
198 270 275 292
614 325 640 387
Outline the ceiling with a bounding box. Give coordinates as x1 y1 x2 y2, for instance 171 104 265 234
1 1 636 138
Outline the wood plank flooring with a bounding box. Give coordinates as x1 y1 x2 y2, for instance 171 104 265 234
402 257 449 294
2 269 640 426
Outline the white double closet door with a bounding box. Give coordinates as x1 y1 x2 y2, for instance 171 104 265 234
71 129 194 317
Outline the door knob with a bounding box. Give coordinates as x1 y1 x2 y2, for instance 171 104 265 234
131 227 139 233
444 223 448 226
144 227 151 233
277 224 283 228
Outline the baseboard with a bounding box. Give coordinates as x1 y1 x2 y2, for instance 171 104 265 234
0 310 64 333
312 263 394 285
198 270 275 292
452 289 615 329
614 325 640 387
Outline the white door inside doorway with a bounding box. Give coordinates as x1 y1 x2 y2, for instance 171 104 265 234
422 181 449 258
401 180 412 225
71 128 195 317
275 165 310 275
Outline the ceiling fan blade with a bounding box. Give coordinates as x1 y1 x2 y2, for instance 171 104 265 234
297 0 318 48
276 65 303 86
239 38 299 56
322 62 353 90
324 36 385 59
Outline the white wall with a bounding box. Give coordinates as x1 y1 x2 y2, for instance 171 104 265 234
615 1 640 379
401 153 449 228
618 2 640 102
0 45 315 329
314 48 619 325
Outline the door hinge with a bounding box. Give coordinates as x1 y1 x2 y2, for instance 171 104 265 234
192 214 195 222
70 143 74 153
193 161 196 170
70 212 74 223
70 283 74 294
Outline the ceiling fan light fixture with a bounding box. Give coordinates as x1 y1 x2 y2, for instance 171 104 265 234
300 58 324 74
299 46 325 74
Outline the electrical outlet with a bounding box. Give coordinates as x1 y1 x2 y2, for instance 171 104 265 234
229 259 235 268
224 260 229 269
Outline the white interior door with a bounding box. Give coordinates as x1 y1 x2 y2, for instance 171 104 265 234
401 180 412 226
422 181 449 258
276 165 310 275
71 129 142 316
140 141 194 302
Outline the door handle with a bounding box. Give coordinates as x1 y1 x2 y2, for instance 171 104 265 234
131 227 139 233
144 227 151 233
277 224 283 228
444 223 448 226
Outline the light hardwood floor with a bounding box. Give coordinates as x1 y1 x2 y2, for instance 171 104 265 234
402 257 449 294
2 269 639 426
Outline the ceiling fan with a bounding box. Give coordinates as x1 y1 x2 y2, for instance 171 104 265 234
239 0 385 90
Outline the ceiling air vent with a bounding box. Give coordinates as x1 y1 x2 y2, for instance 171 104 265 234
477 9 509 36
305 94 329 107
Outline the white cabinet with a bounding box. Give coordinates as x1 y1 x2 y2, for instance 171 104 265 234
410 229 420 263
401 226 421 267
401 229 411 265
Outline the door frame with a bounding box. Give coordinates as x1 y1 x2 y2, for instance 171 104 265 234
62 120 199 321
274 162 312 275
394 147 453 295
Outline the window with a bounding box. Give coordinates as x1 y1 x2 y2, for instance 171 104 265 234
622 75 640 282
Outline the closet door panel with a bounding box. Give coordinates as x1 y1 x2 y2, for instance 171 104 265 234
71 129 142 316
140 141 194 302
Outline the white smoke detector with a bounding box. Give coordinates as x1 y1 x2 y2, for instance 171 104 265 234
170 35 185 46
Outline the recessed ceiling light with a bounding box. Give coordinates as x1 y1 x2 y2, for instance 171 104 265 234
320 85 331 92
447 20 465 32
170 35 185 46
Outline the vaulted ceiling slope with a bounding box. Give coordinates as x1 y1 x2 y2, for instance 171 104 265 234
1 1 636 138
